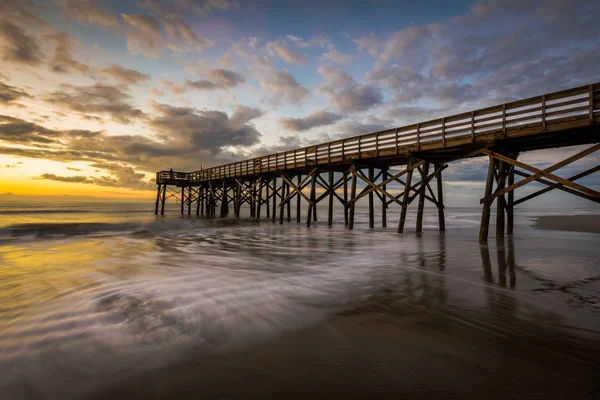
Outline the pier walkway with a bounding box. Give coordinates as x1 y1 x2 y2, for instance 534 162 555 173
155 83 600 241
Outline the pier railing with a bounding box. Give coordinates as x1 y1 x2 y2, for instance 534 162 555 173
157 83 599 184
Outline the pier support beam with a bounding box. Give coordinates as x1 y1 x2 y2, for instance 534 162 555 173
478 143 600 241
381 167 388 228
434 162 445 231
297 175 302 223
415 161 430 234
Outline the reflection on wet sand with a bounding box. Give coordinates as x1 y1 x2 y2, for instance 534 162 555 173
1 222 599 399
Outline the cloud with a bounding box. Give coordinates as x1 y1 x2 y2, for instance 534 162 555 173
259 69 309 106
125 29 162 57
0 115 60 144
0 19 42 65
185 68 245 90
36 167 155 190
317 66 382 112
285 35 328 48
121 14 161 36
37 174 89 183
44 83 145 123
155 79 186 95
353 33 379 57
67 166 81 171
55 0 119 27
46 32 89 74
98 64 151 85
122 13 212 57
365 0 600 109
266 40 306 63
0 81 31 104
321 44 352 64
162 14 213 51
148 102 263 152
280 110 343 131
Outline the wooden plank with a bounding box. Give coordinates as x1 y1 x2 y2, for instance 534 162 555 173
480 145 600 203
513 165 600 205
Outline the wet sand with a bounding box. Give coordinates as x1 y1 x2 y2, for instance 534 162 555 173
532 215 600 234
96 309 600 399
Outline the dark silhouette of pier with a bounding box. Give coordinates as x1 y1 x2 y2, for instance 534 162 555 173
155 83 600 241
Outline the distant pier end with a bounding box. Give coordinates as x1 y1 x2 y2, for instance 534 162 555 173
155 83 600 241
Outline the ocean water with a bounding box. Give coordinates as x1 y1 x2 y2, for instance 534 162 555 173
0 201 599 399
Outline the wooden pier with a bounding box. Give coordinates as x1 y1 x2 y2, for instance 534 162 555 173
155 83 600 241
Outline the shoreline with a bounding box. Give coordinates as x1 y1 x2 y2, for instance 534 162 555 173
531 215 600 234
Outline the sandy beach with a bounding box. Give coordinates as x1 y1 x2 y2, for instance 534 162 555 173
532 215 600 234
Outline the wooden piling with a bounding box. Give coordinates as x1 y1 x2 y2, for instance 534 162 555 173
328 170 334 226
381 167 388 227
181 187 185 215
435 162 445 231
154 184 161 215
265 179 270 219
160 184 166 215
343 172 349 226
479 157 497 242
507 166 514 235
188 186 192 215
296 175 301 223
368 166 374 228
196 187 201 215
398 159 413 234
272 177 277 222
220 181 228 218
256 178 263 219
496 161 506 238
348 168 357 230
307 171 317 227
279 177 286 225
416 161 430 233
287 182 291 222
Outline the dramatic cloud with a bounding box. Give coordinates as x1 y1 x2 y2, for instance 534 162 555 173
44 83 145 123
55 0 119 27
0 115 96 144
260 70 309 105
0 19 42 65
280 110 343 132
366 0 600 109
38 174 89 183
185 68 245 91
148 102 263 152
98 64 151 85
37 165 154 190
317 66 382 112
266 40 306 63
46 32 89 74
0 81 31 104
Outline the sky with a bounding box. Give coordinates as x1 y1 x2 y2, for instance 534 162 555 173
0 0 599 205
